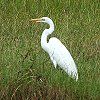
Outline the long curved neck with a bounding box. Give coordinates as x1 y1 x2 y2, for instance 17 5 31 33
41 21 54 52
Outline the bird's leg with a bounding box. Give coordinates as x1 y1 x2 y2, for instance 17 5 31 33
50 56 57 68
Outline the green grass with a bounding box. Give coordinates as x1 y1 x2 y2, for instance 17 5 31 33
0 0 100 100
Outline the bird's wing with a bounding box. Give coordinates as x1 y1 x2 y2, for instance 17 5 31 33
48 37 78 80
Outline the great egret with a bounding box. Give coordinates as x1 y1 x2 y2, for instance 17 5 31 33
31 17 78 81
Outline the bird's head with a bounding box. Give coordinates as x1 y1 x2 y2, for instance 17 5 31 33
31 17 53 24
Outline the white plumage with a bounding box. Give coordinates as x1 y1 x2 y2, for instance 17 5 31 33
31 17 78 81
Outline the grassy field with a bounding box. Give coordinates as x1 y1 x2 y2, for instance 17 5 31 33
0 0 100 100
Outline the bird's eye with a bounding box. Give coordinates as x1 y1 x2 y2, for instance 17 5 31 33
42 19 45 21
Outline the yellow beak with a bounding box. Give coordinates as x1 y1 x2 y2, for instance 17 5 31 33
31 18 42 22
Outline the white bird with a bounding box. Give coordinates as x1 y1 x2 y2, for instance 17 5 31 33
31 17 78 81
